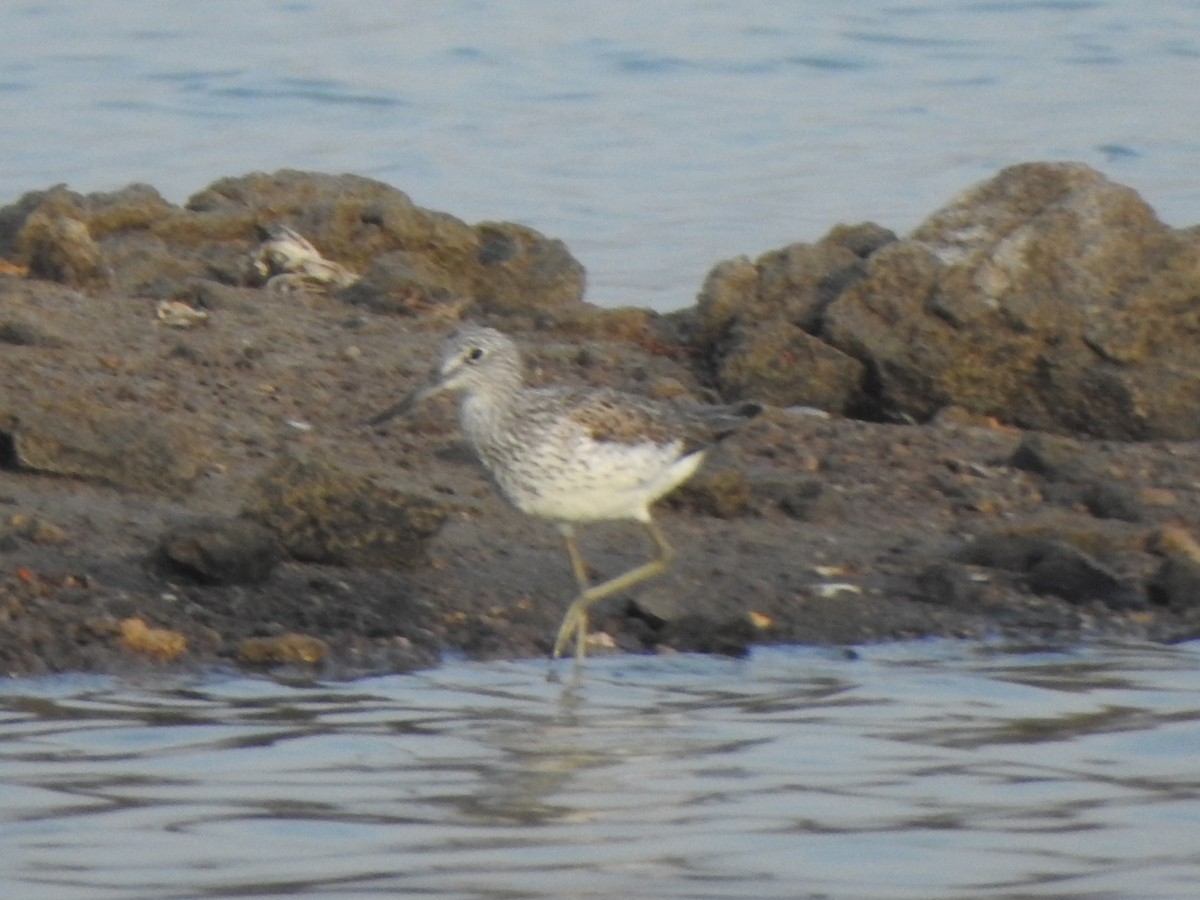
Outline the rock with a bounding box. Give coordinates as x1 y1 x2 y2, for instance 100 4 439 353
471 221 585 314
547 304 659 345
1150 524 1200 563
1 401 206 493
159 518 284 585
173 278 260 312
914 562 986 611
962 530 1135 606
5 184 173 291
1147 556 1200 612
821 163 1200 439
1024 543 1130 606
18 212 110 288
0 318 66 348
692 223 890 409
821 241 948 419
1008 433 1142 521
0 185 64 256
0 171 585 317
692 255 759 348
238 632 327 666
190 171 472 289
629 572 757 656
1145 524 1200 612
1081 480 1143 522
5 513 69 545
759 224 896 327
692 164 1200 439
100 231 192 298
85 183 177 232
715 321 865 412
240 453 449 568
671 466 755 518
695 223 894 346
190 171 583 314
663 612 756 656
753 475 836 521
336 254 464 316
1009 432 1097 481
118 617 188 662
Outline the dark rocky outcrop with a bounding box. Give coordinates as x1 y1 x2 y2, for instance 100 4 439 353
0 171 586 315
0 400 206 494
159 518 284 585
694 162 1200 440
239 453 449 569
691 223 887 413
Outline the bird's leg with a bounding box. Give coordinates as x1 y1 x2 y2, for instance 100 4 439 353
560 523 591 593
554 523 592 661
552 517 675 660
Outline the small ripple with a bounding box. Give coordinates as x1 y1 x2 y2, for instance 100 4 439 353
1162 39 1200 59
844 30 986 50
207 83 405 109
1097 143 1142 162
786 54 874 72
966 0 1102 10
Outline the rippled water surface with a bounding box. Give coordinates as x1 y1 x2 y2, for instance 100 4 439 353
2 641 1199 899
2 1 1198 308
4 7 1199 896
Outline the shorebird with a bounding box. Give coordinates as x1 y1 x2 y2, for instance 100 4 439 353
368 325 759 660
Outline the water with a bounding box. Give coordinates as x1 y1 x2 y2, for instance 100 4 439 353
4 6 1200 895
1 1 1198 309
2 641 1199 899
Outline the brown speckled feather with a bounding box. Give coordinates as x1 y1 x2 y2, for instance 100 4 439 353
558 387 760 453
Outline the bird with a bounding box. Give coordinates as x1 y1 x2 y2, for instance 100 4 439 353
367 325 760 660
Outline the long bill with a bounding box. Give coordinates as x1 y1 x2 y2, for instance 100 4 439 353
363 381 442 426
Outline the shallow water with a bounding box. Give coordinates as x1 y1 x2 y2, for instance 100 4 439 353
2 641 1199 899
3 7 1200 895
2 1 1198 309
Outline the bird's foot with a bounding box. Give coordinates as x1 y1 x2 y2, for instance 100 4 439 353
552 603 589 660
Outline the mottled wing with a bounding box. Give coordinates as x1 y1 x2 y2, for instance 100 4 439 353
552 387 758 453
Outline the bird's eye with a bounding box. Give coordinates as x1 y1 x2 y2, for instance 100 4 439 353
467 347 484 362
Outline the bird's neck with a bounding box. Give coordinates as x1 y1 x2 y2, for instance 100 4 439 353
460 374 522 449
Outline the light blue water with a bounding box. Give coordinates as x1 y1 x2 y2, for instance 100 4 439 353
1 642 1198 899
3 6 1200 895
1 1 1197 309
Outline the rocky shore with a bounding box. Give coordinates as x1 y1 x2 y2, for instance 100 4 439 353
1 162 1199 677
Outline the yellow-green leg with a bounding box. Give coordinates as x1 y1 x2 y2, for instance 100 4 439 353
552 517 675 660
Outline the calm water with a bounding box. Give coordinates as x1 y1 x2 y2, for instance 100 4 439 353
1 1 1198 309
1 642 1199 899
4 6 1200 896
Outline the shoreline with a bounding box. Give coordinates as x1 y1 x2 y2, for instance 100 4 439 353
1 163 1198 677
